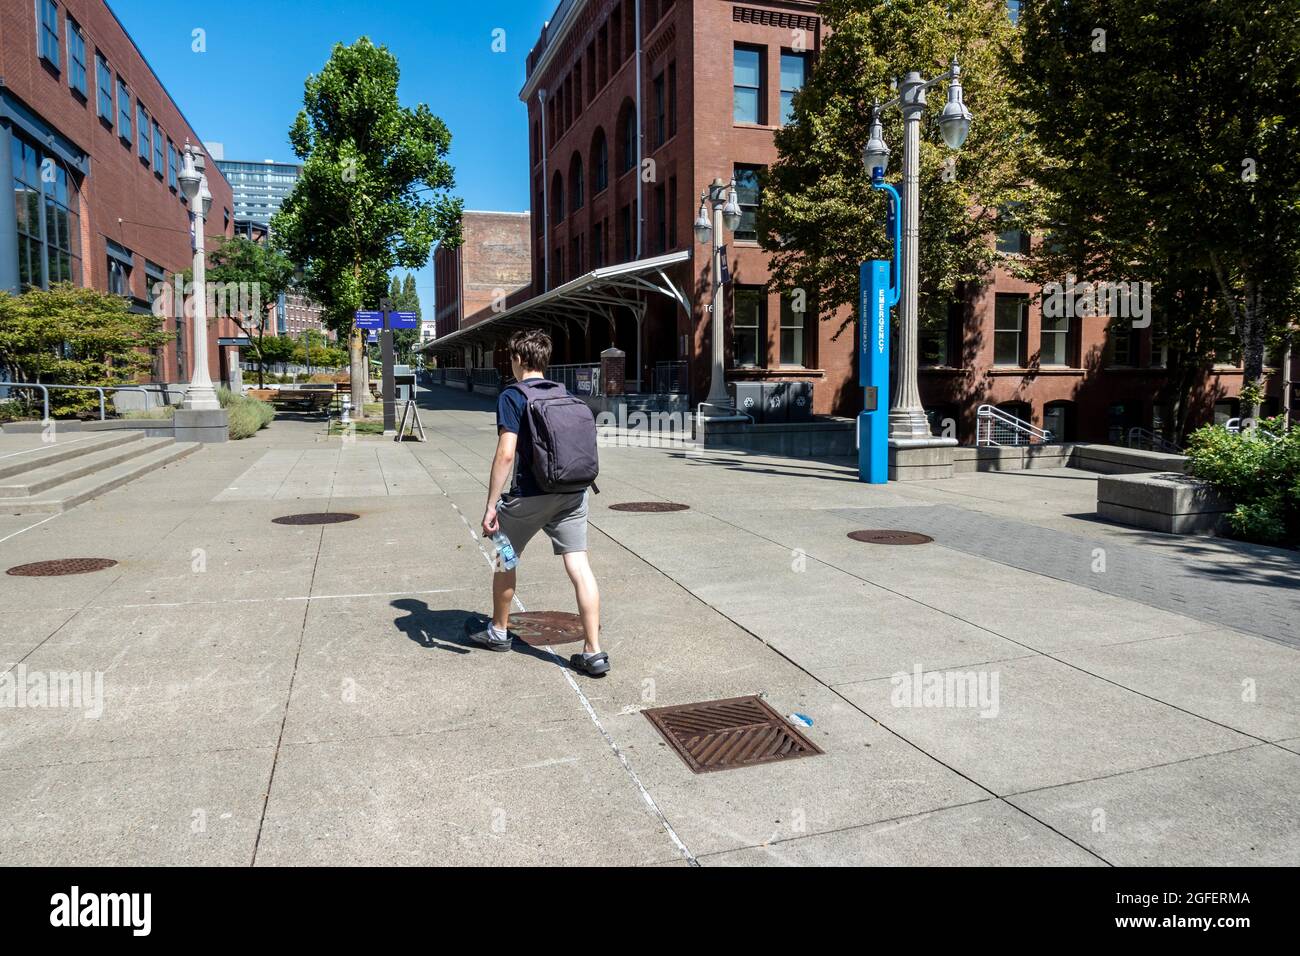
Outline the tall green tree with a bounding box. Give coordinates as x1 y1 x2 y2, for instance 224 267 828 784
207 236 297 388
1015 0 1300 430
761 0 1043 343
0 284 167 417
272 37 462 408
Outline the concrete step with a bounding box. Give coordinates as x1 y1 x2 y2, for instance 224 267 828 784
0 436 176 497
0 441 200 514
0 431 146 481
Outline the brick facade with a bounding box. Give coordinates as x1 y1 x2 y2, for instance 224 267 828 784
1 0 236 385
433 210 532 346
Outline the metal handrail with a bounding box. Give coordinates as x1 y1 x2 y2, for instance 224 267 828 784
1127 426 1182 454
0 382 154 422
695 401 754 427
975 404 1055 446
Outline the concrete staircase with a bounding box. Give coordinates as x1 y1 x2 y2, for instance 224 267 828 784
0 432 199 514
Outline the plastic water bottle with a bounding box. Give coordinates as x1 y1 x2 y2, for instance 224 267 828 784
492 531 518 571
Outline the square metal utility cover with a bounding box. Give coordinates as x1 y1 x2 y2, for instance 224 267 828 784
643 695 824 774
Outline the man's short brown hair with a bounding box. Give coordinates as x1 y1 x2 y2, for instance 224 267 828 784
507 328 552 372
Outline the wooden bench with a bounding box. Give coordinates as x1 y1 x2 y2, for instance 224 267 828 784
264 388 334 412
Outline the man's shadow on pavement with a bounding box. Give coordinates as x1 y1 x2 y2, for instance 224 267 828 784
390 599 561 668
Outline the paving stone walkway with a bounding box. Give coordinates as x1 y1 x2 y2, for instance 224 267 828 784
1 384 1296 866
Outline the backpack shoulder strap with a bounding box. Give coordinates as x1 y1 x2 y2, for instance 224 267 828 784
514 378 564 400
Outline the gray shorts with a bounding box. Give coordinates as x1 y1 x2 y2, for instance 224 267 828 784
496 490 589 557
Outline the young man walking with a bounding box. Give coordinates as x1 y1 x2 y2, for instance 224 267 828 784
470 329 608 676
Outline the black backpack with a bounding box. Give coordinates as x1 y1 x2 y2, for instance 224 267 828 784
512 379 600 493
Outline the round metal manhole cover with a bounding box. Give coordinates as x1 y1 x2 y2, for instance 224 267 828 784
6 558 118 577
272 512 360 526
511 611 586 646
608 502 690 513
847 530 934 545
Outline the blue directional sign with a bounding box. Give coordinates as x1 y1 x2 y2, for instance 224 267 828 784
355 310 384 330
389 311 420 330
367 330 378 343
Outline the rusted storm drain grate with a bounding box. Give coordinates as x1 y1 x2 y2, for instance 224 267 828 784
847 529 933 546
6 558 118 577
272 512 360 526
608 501 690 513
511 611 586 646
644 695 824 774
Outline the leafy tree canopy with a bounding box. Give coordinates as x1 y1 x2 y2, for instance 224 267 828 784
761 0 1043 333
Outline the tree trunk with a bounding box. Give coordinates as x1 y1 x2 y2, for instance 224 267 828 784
1240 278 1266 421
349 329 366 411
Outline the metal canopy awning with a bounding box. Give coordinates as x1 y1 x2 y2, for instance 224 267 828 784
417 249 692 356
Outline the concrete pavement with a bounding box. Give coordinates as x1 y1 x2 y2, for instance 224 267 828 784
1 383 1297 866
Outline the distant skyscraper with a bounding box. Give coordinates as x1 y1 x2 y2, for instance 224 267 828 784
212 155 302 231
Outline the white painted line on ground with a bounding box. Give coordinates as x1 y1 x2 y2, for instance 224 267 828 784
113 587 469 610
0 512 62 545
443 487 698 867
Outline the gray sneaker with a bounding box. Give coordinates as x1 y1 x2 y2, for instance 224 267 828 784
465 617 512 652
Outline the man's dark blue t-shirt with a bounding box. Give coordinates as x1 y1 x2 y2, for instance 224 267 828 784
496 378 557 498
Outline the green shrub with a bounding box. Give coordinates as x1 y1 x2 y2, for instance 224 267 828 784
122 405 175 421
1185 416 1299 546
216 388 275 440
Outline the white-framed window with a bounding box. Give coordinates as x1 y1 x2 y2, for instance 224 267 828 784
734 45 763 124
66 16 86 96
779 52 808 126
1041 313 1070 365
994 294 1027 366
117 78 132 143
137 103 150 162
733 286 764 368
38 0 60 69
779 292 807 367
96 54 113 123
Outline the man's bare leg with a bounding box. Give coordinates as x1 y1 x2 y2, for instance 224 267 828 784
492 568 516 632
562 550 600 654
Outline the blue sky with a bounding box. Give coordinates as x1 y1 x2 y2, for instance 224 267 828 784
108 0 557 314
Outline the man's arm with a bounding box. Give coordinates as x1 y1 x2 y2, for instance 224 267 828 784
482 429 517 536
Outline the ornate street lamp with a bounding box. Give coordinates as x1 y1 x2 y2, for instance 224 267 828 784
866 57 973 445
695 177 744 412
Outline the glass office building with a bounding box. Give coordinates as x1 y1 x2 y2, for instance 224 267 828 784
214 159 301 229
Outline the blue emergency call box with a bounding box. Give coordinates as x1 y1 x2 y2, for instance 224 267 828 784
858 173 901 484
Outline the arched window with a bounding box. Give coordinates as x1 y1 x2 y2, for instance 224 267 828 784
618 99 637 173
591 128 608 194
1042 401 1073 442
569 153 584 213
551 170 564 224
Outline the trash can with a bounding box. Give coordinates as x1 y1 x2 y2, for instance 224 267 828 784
731 383 764 422
787 382 813 422
762 383 791 423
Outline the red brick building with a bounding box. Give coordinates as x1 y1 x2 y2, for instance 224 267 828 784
430 0 1293 440
1 0 237 386
433 210 532 348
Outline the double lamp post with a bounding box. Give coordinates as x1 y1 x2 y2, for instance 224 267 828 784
692 57 973 444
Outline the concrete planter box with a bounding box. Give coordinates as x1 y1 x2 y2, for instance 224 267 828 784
699 418 855 456
889 444 956 480
952 444 1074 473
1097 471 1231 535
1073 443 1187 475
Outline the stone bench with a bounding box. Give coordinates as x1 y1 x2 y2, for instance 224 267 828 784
1096 471 1231 535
